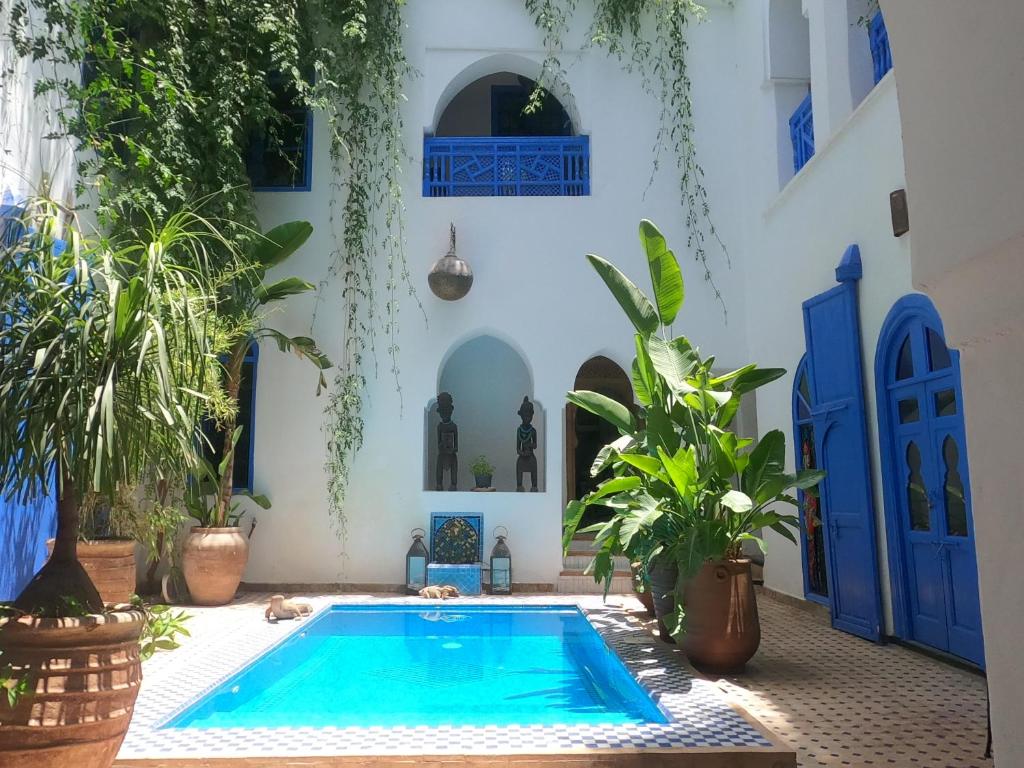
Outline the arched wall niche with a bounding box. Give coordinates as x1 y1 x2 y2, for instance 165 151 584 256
425 333 545 492
428 53 583 137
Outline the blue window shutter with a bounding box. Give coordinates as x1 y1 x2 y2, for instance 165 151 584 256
869 12 893 84
789 92 815 174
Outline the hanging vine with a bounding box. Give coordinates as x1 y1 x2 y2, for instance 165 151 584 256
524 0 728 308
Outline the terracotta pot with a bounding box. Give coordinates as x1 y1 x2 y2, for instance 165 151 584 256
181 527 248 606
0 609 144 768
647 559 678 643
682 559 761 674
45 539 136 606
630 563 655 617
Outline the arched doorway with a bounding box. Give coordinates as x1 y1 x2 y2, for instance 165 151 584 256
565 356 633 527
876 295 984 666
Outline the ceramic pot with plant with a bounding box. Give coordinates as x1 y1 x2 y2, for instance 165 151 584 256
563 219 824 670
471 455 495 489
0 201 219 768
181 221 330 607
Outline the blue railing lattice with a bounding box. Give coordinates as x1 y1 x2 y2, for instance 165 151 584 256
869 12 893 84
423 136 590 197
789 92 815 174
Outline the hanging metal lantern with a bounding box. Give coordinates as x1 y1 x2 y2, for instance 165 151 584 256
490 526 512 595
406 528 429 594
428 223 473 301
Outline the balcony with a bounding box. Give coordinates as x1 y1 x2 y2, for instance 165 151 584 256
869 12 893 84
789 92 815 174
423 135 590 198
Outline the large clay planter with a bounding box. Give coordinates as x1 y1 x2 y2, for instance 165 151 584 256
647 559 679 643
181 527 248 606
45 539 136 606
0 609 144 768
682 559 761 674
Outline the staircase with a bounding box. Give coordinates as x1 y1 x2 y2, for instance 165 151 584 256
556 534 634 594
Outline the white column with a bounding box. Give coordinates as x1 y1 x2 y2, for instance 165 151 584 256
803 0 856 147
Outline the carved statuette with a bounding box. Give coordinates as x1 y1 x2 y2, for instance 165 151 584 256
436 392 459 491
516 396 539 492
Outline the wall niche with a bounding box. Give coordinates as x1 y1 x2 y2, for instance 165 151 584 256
424 335 545 492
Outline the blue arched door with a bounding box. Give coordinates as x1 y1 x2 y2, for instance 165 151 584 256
876 296 984 666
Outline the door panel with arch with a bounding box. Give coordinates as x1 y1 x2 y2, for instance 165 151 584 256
876 295 984 667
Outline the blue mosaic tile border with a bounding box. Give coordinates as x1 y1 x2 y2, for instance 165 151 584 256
118 595 788 761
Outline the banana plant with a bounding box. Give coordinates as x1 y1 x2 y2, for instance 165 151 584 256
205 221 331 527
563 220 824 626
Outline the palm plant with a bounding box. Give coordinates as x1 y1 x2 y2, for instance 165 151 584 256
563 220 824 632
0 200 225 615
197 221 330 528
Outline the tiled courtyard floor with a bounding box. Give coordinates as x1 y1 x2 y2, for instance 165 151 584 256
710 590 992 768
119 590 991 767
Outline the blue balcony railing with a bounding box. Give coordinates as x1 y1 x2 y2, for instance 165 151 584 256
869 12 893 84
789 92 815 174
423 136 590 197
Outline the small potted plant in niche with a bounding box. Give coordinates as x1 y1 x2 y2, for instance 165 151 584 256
0 200 222 768
179 221 330 607
471 455 495 489
563 220 824 673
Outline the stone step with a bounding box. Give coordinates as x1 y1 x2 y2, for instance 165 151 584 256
559 568 633 578
562 554 631 571
556 572 634 595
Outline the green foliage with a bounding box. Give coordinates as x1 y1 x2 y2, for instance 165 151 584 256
0 651 30 710
470 455 495 476
563 220 825 634
524 0 728 309
9 0 411 550
133 599 192 661
0 200 221 510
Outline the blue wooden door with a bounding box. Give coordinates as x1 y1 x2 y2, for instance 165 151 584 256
880 309 984 665
802 258 883 641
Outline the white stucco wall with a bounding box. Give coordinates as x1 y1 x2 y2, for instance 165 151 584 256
244 0 750 588
879 3 1024 762
730 0 916 634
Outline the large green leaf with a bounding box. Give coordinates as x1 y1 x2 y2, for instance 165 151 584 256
567 390 635 434
563 500 586 551
741 429 787 501
730 367 786 395
639 219 684 325
585 254 659 335
646 335 697 395
251 221 313 268
255 276 314 305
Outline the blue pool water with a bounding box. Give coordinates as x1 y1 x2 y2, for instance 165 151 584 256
166 605 668 729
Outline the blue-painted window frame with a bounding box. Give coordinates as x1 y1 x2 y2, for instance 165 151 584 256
789 91 815 174
873 294 979 658
792 355 830 606
202 342 259 493
248 75 314 192
869 11 893 84
422 135 591 197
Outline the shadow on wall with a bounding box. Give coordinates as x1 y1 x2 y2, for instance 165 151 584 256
0 492 57 601
424 334 545 492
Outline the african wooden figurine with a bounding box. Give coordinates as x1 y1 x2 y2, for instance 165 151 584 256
435 391 458 491
265 594 313 622
516 396 539 492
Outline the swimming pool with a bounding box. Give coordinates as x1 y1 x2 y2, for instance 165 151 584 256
165 605 668 729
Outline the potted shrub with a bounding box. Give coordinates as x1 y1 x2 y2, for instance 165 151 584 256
0 201 223 768
180 221 330 606
563 220 824 673
471 455 495 489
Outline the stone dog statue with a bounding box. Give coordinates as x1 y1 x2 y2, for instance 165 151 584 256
419 585 460 599
265 594 314 622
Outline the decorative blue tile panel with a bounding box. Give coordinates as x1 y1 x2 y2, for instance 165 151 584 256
423 136 590 197
430 513 483 564
869 12 893 84
789 92 815 174
426 564 483 596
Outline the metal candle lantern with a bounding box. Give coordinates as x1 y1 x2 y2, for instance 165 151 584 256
490 526 512 595
406 528 429 594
